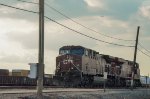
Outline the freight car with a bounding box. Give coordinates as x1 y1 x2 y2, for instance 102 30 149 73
140 76 150 87
54 45 141 87
0 69 9 76
12 69 29 77
0 76 53 86
0 69 53 86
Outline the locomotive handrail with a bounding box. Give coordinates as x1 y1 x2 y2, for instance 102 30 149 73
71 62 82 73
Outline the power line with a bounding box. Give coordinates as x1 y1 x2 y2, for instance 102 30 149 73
138 48 150 58
0 3 135 47
44 2 135 42
17 0 135 42
138 42 150 54
0 3 38 13
17 0 38 4
45 16 134 47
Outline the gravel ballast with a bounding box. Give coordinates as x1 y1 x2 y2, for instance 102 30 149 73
0 89 150 99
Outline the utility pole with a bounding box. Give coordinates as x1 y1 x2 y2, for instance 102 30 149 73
146 74 149 89
37 0 44 98
104 71 107 92
104 79 106 92
146 76 148 89
148 73 149 88
131 26 140 90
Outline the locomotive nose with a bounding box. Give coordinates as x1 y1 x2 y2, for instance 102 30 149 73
56 54 74 72
62 55 73 64
56 54 82 74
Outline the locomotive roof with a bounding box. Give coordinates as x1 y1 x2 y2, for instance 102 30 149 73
60 45 84 50
59 45 138 65
101 54 139 65
60 45 99 53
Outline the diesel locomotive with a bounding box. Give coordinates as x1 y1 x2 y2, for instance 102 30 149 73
54 45 141 87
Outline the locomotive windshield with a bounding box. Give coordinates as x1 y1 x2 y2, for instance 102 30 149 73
59 48 84 56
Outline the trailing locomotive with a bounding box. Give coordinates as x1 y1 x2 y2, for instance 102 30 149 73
55 45 141 87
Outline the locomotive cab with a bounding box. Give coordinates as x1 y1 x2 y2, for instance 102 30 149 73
54 46 86 86
56 46 85 77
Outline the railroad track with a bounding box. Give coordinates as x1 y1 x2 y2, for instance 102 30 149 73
0 86 64 89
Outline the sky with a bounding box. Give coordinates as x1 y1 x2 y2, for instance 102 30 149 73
0 0 150 76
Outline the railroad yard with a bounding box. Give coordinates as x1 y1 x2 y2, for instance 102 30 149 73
0 88 150 99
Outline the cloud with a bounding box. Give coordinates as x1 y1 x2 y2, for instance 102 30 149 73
128 1 150 38
0 0 149 75
15 2 35 10
139 5 150 19
6 16 134 50
6 17 100 50
0 1 38 13
0 18 38 34
0 1 38 21
83 0 104 8
0 15 134 74
0 7 16 14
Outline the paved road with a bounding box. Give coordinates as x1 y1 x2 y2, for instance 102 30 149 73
0 88 149 94
0 88 100 94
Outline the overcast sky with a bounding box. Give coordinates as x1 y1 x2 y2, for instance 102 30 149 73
0 0 150 75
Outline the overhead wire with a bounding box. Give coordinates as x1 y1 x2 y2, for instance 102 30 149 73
0 2 135 48
45 3 135 41
17 0 135 42
0 3 38 13
137 48 150 58
138 42 150 54
44 2 135 42
17 0 38 4
44 16 134 47
1 1 149 78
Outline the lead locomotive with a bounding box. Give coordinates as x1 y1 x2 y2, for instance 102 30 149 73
54 46 141 87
